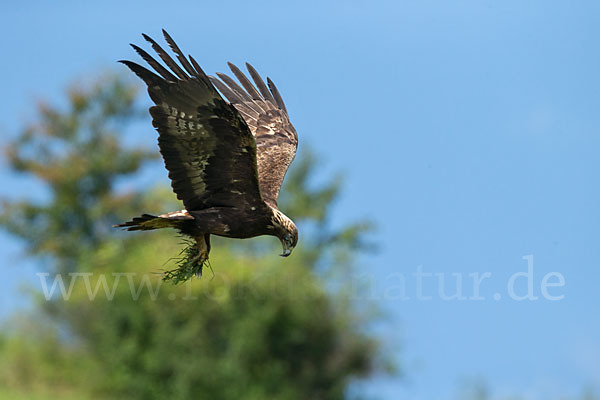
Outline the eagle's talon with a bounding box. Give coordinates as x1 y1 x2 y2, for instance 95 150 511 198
193 255 209 275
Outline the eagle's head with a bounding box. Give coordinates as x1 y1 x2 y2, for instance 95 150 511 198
271 209 298 257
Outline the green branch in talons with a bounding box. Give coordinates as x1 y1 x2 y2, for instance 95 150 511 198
161 238 206 284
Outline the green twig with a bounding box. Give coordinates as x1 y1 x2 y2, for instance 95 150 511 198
161 237 205 284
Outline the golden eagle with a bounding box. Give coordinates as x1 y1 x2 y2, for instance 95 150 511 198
115 30 298 279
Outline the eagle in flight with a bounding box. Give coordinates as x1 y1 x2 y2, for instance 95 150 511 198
115 30 298 276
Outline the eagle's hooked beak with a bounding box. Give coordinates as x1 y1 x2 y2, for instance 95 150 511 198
280 240 293 257
280 248 292 257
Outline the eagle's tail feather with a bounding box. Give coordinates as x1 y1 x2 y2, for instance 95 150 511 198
114 212 192 231
114 214 161 231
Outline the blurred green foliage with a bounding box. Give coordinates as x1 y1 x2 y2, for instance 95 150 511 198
0 74 390 399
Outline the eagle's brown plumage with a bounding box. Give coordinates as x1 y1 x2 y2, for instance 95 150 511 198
115 30 299 271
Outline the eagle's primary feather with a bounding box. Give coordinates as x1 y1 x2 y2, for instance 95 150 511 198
115 30 299 279
209 63 297 207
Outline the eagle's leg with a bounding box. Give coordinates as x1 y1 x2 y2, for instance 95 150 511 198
191 234 211 277
194 234 211 261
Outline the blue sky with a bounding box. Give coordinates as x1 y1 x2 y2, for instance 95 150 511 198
1 1 599 399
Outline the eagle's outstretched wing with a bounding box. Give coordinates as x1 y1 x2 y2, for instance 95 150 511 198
209 64 298 208
120 31 263 211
